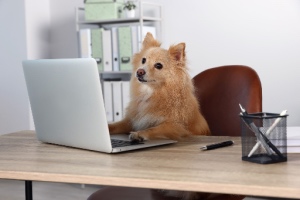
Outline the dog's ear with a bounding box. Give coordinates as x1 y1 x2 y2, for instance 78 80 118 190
142 32 161 49
168 43 186 62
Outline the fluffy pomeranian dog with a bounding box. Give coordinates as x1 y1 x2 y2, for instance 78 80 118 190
109 32 210 141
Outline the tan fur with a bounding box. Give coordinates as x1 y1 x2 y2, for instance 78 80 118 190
109 33 210 141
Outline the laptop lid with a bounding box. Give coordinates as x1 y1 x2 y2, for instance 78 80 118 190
23 58 176 153
23 58 113 153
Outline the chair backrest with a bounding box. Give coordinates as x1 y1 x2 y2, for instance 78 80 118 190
193 65 262 136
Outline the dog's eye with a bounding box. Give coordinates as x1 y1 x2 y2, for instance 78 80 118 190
142 58 146 64
154 63 163 70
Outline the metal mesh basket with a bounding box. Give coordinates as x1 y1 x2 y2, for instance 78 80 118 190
240 112 288 164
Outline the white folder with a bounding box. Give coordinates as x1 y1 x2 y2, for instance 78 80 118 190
102 29 113 71
112 81 123 121
111 27 120 71
137 26 156 49
79 29 92 58
121 81 130 117
131 26 139 54
130 25 156 51
103 81 114 122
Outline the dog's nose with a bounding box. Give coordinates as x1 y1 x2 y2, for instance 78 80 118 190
136 69 145 77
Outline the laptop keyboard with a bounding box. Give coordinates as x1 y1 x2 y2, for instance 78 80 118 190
111 139 144 148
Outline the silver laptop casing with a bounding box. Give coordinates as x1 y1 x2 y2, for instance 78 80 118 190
23 58 176 153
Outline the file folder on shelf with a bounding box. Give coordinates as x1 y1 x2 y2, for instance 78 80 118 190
91 29 103 71
79 29 92 58
121 81 130 117
102 29 113 71
90 28 113 72
131 26 139 55
131 25 156 53
112 81 123 121
103 81 114 122
118 27 133 71
111 27 120 71
138 26 156 49
103 81 131 122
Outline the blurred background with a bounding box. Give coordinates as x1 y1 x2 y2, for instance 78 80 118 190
0 0 299 135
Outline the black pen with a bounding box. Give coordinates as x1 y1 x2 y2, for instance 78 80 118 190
200 140 234 150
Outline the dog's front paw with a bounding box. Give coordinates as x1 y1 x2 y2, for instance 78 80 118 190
129 132 145 142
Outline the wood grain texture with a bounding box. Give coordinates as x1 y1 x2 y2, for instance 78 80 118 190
0 131 300 199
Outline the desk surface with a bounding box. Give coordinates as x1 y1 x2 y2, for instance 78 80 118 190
0 131 299 199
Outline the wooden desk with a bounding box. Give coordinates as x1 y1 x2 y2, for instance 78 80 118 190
0 131 300 199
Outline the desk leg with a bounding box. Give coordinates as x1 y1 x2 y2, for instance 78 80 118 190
25 180 33 200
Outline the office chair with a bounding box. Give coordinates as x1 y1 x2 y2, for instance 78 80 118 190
193 65 262 137
87 65 262 200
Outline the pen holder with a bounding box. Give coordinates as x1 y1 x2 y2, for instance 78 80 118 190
240 112 288 164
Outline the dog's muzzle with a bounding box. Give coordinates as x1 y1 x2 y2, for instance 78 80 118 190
136 68 147 82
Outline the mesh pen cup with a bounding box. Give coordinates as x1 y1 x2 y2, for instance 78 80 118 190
240 112 288 164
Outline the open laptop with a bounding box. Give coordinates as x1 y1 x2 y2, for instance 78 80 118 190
22 58 176 153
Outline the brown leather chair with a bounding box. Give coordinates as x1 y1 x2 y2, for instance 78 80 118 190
193 65 262 136
87 65 262 200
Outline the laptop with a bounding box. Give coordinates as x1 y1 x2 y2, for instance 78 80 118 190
22 58 176 153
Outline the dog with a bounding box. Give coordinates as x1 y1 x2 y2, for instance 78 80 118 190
108 32 210 141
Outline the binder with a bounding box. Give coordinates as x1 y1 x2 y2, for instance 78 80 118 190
111 27 120 71
131 25 156 52
137 26 156 50
79 29 92 58
91 29 104 71
112 81 123 121
121 81 130 117
103 81 114 122
118 27 132 71
102 29 113 71
131 26 139 55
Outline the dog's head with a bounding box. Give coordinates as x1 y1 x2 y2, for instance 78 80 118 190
132 33 187 87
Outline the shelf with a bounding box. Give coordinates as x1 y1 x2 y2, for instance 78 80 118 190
100 71 132 74
77 17 161 26
75 1 163 32
76 1 163 72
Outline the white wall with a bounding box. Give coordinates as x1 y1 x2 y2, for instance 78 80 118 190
49 0 85 58
0 1 29 135
161 0 300 125
0 0 51 135
25 0 51 129
25 0 51 59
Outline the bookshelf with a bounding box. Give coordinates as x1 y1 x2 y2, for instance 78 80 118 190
75 1 163 55
75 1 163 122
75 0 163 78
